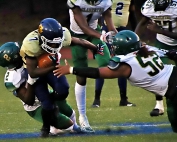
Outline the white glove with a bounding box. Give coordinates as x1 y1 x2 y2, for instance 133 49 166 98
27 74 38 85
100 31 116 43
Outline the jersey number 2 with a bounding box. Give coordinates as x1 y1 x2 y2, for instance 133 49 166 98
116 2 124 15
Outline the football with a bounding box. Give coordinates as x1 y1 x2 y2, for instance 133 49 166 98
37 53 54 68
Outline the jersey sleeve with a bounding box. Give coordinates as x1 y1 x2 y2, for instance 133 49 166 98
62 27 72 47
107 56 121 70
20 30 42 58
4 70 22 92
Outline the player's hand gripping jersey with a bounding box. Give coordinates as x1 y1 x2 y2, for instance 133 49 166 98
141 0 177 45
67 0 112 34
108 52 174 96
111 0 131 27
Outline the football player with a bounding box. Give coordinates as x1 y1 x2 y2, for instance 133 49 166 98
20 17 103 136
93 0 137 108
54 30 177 133
0 42 83 137
67 0 117 132
135 0 177 117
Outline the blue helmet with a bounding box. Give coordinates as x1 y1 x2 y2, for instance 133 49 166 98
38 18 64 54
152 0 171 11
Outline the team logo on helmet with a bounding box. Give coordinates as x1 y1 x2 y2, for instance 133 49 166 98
38 24 43 33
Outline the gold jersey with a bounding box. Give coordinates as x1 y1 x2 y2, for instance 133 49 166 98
111 0 131 27
20 27 72 68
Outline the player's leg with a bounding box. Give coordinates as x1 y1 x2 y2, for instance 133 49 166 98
70 33 94 133
166 97 177 132
116 27 136 107
33 78 58 137
92 78 104 107
55 100 84 132
26 106 78 135
92 26 110 107
150 40 177 116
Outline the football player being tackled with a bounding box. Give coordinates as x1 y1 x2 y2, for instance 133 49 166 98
20 17 102 136
54 30 177 133
0 42 85 137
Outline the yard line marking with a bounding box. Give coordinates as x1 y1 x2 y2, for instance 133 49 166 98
0 122 172 140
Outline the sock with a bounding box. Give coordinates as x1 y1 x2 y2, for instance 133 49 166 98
95 78 104 100
118 77 127 100
154 100 164 111
75 82 86 116
70 110 77 124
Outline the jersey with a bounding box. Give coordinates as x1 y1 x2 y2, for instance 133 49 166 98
20 28 70 67
141 0 177 46
108 52 174 96
112 0 131 27
67 0 112 34
4 67 41 111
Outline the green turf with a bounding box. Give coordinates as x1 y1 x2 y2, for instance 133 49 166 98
0 59 177 142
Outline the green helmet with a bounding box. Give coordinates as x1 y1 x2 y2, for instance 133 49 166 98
85 0 102 5
0 42 22 69
111 30 140 55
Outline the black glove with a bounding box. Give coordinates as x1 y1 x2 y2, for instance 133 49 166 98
166 49 177 60
49 53 58 65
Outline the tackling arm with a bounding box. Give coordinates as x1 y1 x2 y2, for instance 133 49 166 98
15 82 35 105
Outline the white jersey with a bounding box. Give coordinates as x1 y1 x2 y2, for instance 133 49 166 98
67 0 112 34
141 0 177 46
112 0 131 27
113 53 174 96
4 67 41 111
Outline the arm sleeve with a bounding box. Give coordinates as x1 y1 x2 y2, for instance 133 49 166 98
72 67 100 78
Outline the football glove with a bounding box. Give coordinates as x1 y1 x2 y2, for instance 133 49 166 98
96 44 104 55
49 53 61 65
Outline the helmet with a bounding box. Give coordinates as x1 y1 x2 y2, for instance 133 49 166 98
38 18 64 54
152 0 171 11
111 30 140 55
0 42 23 69
62 27 72 47
85 0 102 5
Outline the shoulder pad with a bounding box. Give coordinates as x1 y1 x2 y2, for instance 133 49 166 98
4 69 22 92
107 56 120 70
171 1 177 8
20 31 42 57
62 27 72 47
67 0 77 8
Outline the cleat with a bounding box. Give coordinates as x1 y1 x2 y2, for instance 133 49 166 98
72 126 90 133
150 109 164 117
92 99 100 108
49 126 65 135
119 100 136 107
79 115 95 133
40 127 50 138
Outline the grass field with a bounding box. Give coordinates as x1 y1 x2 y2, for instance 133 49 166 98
0 59 177 142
